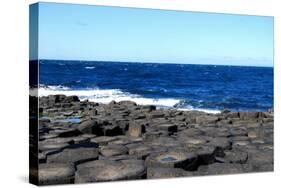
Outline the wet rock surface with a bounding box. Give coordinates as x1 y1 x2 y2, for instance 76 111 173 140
37 95 274 185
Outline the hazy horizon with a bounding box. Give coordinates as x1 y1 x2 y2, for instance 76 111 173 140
33 58 273 68
30 2 274 67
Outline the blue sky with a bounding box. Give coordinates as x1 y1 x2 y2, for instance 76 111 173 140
31 2 274 67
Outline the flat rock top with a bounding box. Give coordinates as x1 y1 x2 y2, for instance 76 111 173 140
47 147 99 165
36 95 274 185
39 163 75 185
198 163 245 175
145 150 198 170
147 167 194 179
100 144 129 157
39 163 74 177
75 160 145 182
154 151 196 163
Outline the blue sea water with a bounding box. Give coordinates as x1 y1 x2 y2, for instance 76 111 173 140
38 60 273 113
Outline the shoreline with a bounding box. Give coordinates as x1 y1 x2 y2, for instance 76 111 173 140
32 87 273 114
32 94 273 185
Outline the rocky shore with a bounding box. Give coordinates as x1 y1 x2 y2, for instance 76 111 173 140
31 95 273 185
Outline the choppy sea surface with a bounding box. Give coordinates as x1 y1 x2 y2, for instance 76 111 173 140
37 60 273 113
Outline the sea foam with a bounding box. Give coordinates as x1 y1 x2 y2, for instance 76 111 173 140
36 85 220 114
38 86 179 106
85 66 95 69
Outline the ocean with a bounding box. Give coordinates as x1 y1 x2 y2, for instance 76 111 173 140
38 60 273 113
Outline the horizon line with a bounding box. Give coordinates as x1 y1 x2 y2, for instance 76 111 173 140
29 58 274 68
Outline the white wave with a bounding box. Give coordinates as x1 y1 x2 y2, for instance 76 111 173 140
85 66 95 69
47 85 70 90
36 86 221 114
38 86 180 107
177 107 221 114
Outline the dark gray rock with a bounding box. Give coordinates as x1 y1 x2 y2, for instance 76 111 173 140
239 112 259 120
75 160 145 183
229 128 248 137
76 159 117 171
198 163 244 175
38 96 274 182
132 114 146 120
100 154 139 161
225 112 239 119
66 95 80 102
71 137 91 144
141 105 156 112
247 130 265 139
88 109 97 116
179 136 208 146
207 137 231 150
147 167 194 179
81 134 97 139
47 147 99 165
196 115 218 124
109 137 131 145
77 119 102 135
39 139 70 152
128 121 145 137
231 136 250 141
39 163 75 185
149 111 165 119
256 164 274 172
114 118 129 131
178 128 204 137
129 144 167 159
204 129 231 137
196 146 217 164
39 133 59 141
103 125 124 136
100 144 129 157
145 150 198 170
248 150 273 165
232 140 250 148
144 131 162 142
157 124 178 134
91 136 118 146
223 150 248 164
148 137 178 147
62 111 74 116
262 118 274 124
118 100 137 106
57 128 81 137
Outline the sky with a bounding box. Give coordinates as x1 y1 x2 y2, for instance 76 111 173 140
30 2 274 67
